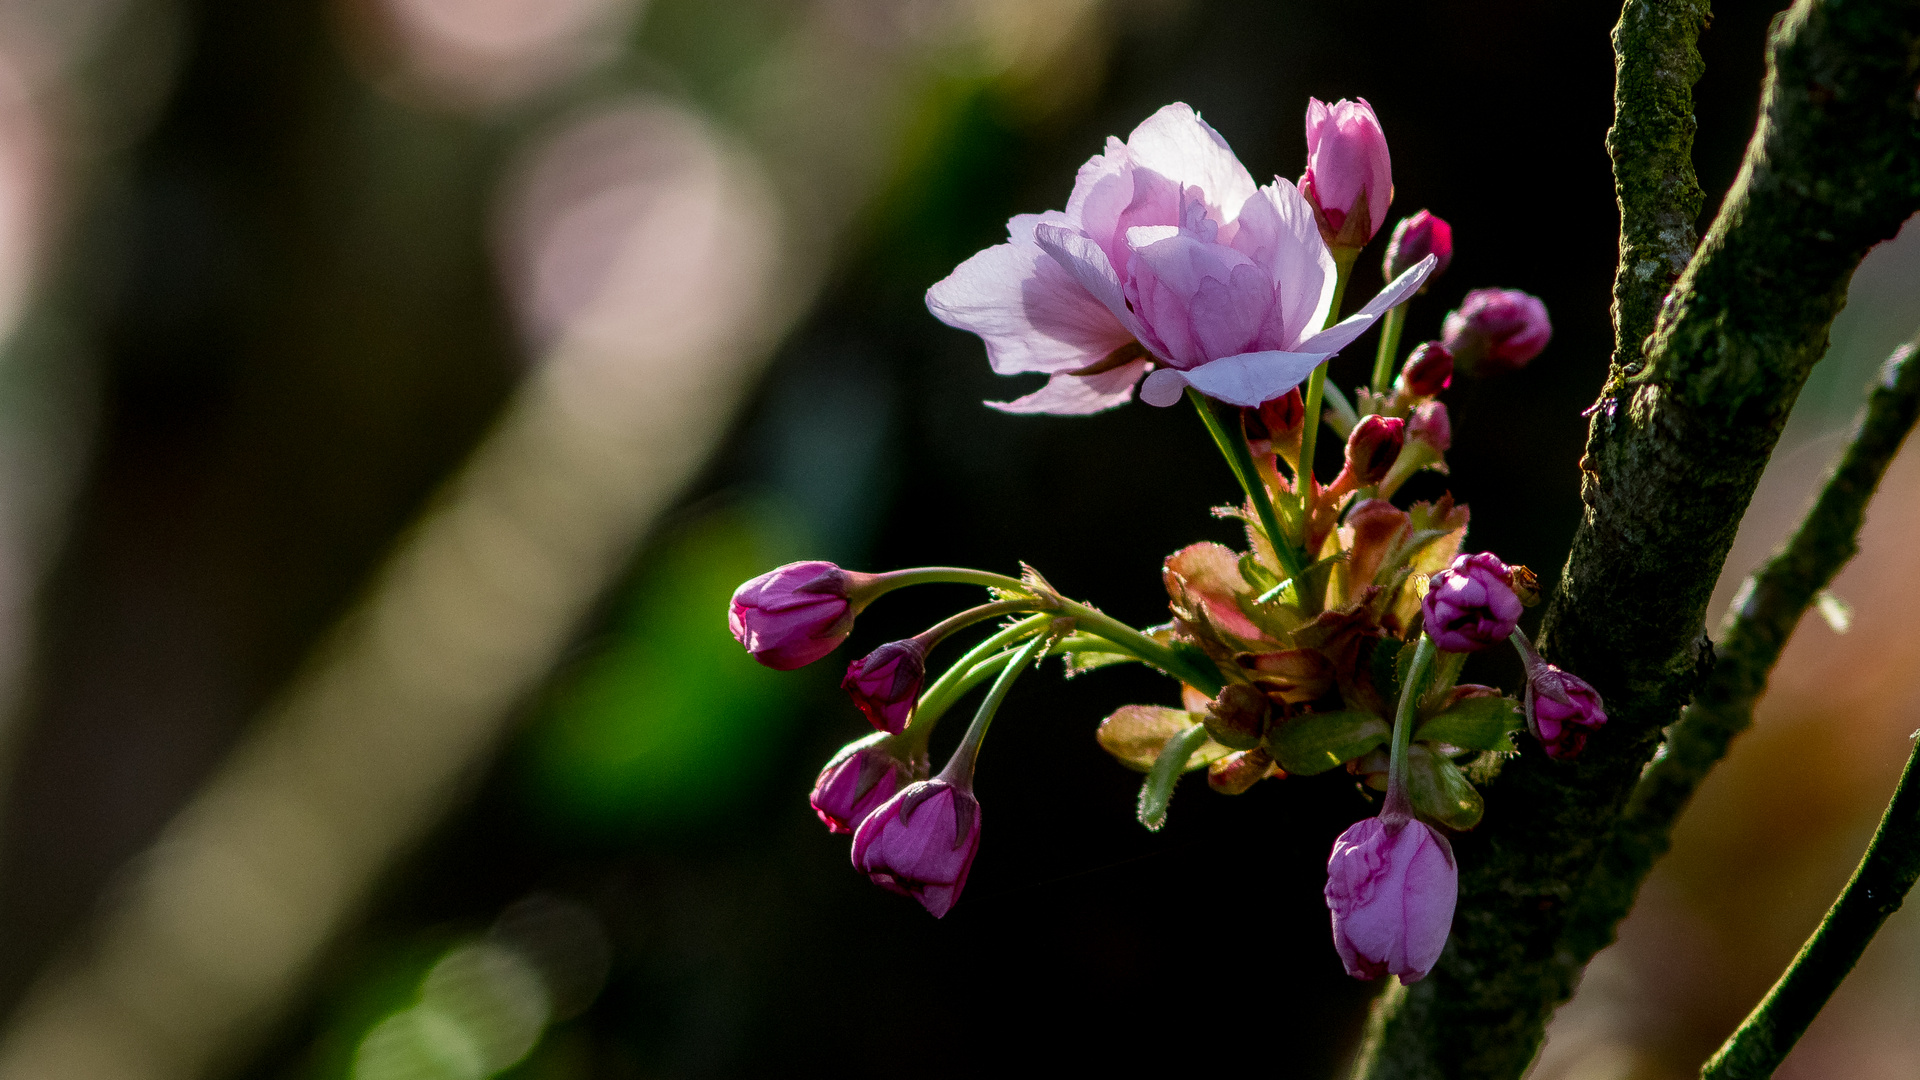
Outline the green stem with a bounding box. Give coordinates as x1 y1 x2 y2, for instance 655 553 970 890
918 598 1043 645
941 632 1051 782
1297 249 1359 535
868 566 1033 596
1384 635 1438 820
1700 731 1920 1079
907 613 1053 744
1187 388 1309 589
1052 597 1222 696
1371 304 1410 396
1322 381 1360 436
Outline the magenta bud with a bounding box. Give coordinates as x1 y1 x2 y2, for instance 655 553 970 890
729 561 859 670
1397 342 1454 399
842 638 929 735
1203 683 1271 750
1525 665 1608 760
1441 289 1552 376
1407 400 1452 453
1325 815 1458 984
810 732 928 835
1421 553 1524 653
1345 414 1406 486
851 777 981 918
1383 211 1453 283
1301 97 1393 249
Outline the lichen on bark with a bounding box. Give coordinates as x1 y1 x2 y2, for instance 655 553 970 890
1351 0 1920 1076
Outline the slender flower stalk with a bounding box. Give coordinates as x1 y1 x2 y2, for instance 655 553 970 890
908 613 1055 738
1385 635 1438 817
1371 304 1410 396
1298 248 1360 526
1189 389 1309 588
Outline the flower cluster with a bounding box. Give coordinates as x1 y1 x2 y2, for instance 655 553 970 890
727 100 1588 984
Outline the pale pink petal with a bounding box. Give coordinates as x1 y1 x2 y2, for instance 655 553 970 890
1063 136 1136 261
1032 222 1144 339
927 214 1134 374
1189 262 1271 360
1124 103 1257 220
1139 367 1191 407
986 358 1149 415
1236 180 1336 347
1295 254 1437 356
1172 348 1328 407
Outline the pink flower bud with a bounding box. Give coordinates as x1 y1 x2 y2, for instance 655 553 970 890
1525 664 1608 760
1255 387 1306 440
1397 342 1454 399
1325 815 1457 983
1421 552 1524 653
729 561 861 670
810 732 928 835
842 638 929 735
1383 211 1453 283
1344 414 1405 486
1407 400 1452 453
1301 98 1393 249
851 777 981 918
1442 289 1552 376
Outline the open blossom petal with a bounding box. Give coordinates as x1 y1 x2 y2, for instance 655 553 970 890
1235 180 1336 347
1123 103 1257 222
1141 349 1327 408
1295 255 1438 357
989 359 1150 414
926 213 1134 376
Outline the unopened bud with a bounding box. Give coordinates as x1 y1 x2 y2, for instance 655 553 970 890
1208 747 1277 794
1204 683 1271 750
1255 387 1306 440
1397 342 1453 399
1345 415 1405 486
1442 289 1552 375
1407 401 1451 453
1383 211 1453 284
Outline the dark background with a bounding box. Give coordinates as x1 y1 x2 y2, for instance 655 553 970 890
0 0 1822 1076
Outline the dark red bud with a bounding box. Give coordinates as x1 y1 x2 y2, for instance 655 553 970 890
1398 342 1453 398
1346 415 1405 486
1384 210 1454 282
1208 747 1277 794
1257 388 1306 439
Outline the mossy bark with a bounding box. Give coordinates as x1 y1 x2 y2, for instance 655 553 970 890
1353 1 1920 1076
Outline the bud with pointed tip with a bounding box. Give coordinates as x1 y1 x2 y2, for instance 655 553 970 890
730 561 871 670
1397 342 1454 400
1383 211 1453 285
1512 633 1608 760
851 777 981 918
1442 289 1552 376
842 638 929 735
1301 98 1392 250
1325 814 1458 983
810 732 929 835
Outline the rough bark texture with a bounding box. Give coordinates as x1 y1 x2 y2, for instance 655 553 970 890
1562 331 1920 975
1352 1 1920 1077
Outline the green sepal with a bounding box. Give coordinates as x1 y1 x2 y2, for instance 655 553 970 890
1055 631 1144 677
1407 745 1484 830
1137 724 1210 832
1413 695 1523 751
1096 706 1230 772
1371 637 1410 703
1238 551 1283 596
1266 710 1390 775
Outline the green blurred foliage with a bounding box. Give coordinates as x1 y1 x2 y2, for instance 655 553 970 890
518 499 815 835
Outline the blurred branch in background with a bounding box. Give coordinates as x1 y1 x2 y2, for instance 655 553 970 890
0 0 1112 1077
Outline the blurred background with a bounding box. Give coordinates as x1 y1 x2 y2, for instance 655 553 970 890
0 0 1908 1077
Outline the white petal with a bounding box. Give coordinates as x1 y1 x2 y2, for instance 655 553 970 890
987 359 1149 415
1294 254 1438 356
926 216 1135 375
1033 223 1145 339
1174 349 1329 407
1124 103 1257 219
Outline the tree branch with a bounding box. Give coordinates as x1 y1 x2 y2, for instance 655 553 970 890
1700 721 1920 1078
1562 330 1920 972
1352 0 1920 1075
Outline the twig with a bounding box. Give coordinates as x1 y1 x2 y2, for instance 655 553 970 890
1699 727 1920 1078
1563 332 1920 969
1353 0 1920 1074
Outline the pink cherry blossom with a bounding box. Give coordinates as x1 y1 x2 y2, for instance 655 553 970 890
1325 815 1458 983
851 778 981 918
1302 98 1393 248
810 732 927 835
926 103 1434 415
